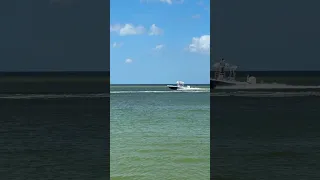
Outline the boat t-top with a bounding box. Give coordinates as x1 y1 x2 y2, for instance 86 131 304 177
210 58 257 89
167 81 201 91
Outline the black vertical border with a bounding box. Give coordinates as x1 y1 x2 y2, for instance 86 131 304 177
0 0 110 179
210 0 320 180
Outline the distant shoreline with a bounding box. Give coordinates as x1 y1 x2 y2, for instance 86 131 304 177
0 71 110 82
0 71 109 76
110 84 210 86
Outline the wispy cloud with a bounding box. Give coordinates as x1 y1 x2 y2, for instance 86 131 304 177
196 0 209 12
125 58 133 63
149 24 163 36
153 44 165 50
112 42 123 48
110 24 145 36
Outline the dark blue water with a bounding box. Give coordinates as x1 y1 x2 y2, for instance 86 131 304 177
211 95 320 180
0 81 109 179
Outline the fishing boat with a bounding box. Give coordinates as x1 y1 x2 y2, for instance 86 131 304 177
210 58 257 89
210 58 320 92
167 81 201 91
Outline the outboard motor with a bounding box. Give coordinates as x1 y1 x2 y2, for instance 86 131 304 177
247 76 257 84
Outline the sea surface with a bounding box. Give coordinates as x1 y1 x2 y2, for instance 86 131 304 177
0 81 109 180
211 79 320 180
110 85 210 180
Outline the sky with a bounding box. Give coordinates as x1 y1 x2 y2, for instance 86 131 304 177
110 0 210 84
0 0 109 71
211 0 320 71
2 0 320 75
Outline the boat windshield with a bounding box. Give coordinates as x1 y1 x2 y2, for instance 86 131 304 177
213 59 237 81
176 81 184 87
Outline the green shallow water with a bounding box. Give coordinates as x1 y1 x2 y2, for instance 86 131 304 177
110 85 210 180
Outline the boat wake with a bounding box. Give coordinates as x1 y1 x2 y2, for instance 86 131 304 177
111 89 210 94
212 83 320 97
211 91 320 97
0 93 109 99
0 89 210 99
215 84 320 90
1 91 316 99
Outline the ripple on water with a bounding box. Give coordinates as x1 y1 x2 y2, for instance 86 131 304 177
111 90 210 180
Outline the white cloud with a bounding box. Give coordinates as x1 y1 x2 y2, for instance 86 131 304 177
153 44 164 50
110 24 121 32
112 42 123 48
196 0 209 12
110 24 145 36
192 14 201 19
110 24 163 36
120 24 145 36
125 58 133 63
188 35 210 54
149 24 163 36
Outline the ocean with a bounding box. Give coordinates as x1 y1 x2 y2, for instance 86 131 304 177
211 77 320 180
2 74 320 180
0 77 109 180
110 85 210 180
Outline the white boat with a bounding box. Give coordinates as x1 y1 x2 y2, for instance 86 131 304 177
211 58 257 89
211 58 320 91
167 81 201 91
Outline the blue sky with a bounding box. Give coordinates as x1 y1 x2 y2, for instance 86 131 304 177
110 0 210 84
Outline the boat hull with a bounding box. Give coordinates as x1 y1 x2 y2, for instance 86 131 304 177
167 85 201 91
210 79 243 89
167 86 179 90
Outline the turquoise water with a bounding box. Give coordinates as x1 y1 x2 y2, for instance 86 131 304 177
110 85 210 180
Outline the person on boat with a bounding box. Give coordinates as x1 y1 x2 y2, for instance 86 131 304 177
220 58 226 75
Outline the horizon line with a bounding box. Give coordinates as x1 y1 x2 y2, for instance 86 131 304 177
110 83 210 85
